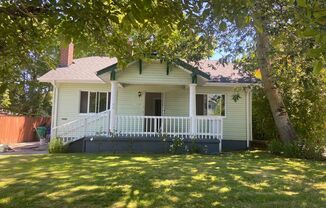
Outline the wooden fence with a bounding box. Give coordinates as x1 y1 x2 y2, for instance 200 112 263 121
0 116 51 144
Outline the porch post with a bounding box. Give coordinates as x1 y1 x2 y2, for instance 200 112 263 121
109 81 118 132
189 84 197 136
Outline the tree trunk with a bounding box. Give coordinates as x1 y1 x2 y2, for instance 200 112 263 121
256 31 297 143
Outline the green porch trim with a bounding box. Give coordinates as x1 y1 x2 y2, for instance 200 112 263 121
191 73 197 83
96 63 118 76
174 59 210 80
166 62 170 75
110 70 116 80
139 59 142 74
96 59 210 81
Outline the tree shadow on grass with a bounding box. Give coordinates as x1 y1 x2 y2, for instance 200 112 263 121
0 151 325 208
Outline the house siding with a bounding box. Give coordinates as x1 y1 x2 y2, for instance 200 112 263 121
117 85 188 116
56 83 110 126
197 86 247 141
55 63 248 141
116 61 192 85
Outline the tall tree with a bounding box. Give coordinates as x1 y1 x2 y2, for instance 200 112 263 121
0 0 324 142
192 0 325 143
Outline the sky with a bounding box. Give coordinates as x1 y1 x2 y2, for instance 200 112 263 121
210 52 223 60
209 50 225 60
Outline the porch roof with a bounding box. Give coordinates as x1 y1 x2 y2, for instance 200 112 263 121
96 59 211 80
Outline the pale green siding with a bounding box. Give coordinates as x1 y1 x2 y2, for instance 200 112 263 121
117 85 188 116
55 62 249 141
56 83 110 126
116 61 192 85
197 86 247 141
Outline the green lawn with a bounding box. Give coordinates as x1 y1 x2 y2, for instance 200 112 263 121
0 151 325 208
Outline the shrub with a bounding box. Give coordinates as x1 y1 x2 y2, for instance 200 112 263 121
169 137 185 154
268 140 283 155
268 139 325 161
48 138 67 153
300 139 325 160
189 144 202 154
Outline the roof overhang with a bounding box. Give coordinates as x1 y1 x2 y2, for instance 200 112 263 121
173 59 210 80
203 82 261 87
96 59 211 81
96 63 118 76
37 78 105 84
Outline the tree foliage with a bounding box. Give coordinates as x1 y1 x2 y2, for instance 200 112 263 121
0 1 325 149
0 0 215 114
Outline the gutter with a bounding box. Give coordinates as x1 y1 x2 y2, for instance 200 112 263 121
203 82 261 87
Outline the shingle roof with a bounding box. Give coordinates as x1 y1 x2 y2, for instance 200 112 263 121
191 60 258 83
38 56 258 84
38 56 117 83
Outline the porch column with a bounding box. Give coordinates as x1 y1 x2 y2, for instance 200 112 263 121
109 81 118 131
189 84 197 136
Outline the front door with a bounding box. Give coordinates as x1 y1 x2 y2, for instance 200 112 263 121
145 92 162 132
154 99 162 116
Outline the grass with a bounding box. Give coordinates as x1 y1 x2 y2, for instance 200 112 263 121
0 151 325 208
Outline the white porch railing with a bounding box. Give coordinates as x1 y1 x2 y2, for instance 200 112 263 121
52 110 223 144
52 110 110 142
116 116 191 137
196 116 223 139
115 115 223 140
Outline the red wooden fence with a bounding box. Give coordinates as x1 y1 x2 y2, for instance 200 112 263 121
0 116 51 144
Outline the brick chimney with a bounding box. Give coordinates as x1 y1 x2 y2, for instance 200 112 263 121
59 43 74 67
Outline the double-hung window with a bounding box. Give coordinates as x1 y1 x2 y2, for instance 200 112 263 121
80 91 111 113
196 94 226 116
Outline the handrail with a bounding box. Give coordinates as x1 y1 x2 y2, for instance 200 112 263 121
52 110 110 130
52 110 110 143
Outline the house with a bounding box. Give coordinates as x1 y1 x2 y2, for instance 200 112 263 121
38 43 257 153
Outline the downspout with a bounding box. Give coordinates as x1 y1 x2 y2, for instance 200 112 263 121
50 81 55 135
245 87 251 149
249 90 253 142
51 81 59 138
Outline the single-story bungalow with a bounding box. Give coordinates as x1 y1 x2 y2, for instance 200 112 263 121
38 43 258 153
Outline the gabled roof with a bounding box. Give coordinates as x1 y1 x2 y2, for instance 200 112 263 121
38 56 258 84
173 59 210 80
192 60 259 84
38 57 117 83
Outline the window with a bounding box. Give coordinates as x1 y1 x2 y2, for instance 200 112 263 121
99 92 108 112
89 92 97 113
196 94 225 116
196 94 207 115
79 91 111 113
80 91 88 113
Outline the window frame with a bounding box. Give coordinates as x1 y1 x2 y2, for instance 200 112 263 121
79 91 111 114
196 93 227 117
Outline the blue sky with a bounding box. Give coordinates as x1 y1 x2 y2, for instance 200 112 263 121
210 52 223 60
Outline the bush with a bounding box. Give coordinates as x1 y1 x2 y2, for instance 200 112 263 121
48 138 67 153
189 144 202 154
268 139 325 161
268 140 284 155
169 137 185 154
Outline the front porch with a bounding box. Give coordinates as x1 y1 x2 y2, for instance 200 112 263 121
52 109 224 152
52 80 225 153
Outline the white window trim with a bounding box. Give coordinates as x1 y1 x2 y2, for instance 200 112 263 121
196 93 227 118
79 90 111 115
